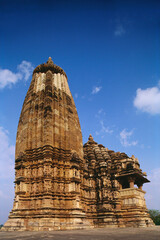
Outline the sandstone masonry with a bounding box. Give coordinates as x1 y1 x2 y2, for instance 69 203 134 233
2 58 154 231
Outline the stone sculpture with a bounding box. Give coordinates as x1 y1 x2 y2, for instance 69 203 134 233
2 58 154 231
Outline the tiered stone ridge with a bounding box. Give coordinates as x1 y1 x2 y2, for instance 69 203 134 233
2 58 154 231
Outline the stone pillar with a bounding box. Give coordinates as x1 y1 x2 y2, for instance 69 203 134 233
138 183 143 190
119 182 122 190
128 177 135 188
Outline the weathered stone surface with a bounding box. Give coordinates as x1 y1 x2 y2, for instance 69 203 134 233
2 58 154 231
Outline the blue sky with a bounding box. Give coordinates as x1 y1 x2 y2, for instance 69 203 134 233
0 0 160 224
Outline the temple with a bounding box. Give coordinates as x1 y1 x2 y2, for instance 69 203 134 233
2 58 154 231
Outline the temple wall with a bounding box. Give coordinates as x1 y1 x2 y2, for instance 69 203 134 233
2 59 154 231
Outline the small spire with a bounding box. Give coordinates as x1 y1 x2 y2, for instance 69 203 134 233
88 134 94 141
47 57 54 65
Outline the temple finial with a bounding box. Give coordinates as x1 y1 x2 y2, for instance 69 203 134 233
88 134 94 141
47 57 54 65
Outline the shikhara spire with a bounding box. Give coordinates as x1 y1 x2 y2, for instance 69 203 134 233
2 58 154 231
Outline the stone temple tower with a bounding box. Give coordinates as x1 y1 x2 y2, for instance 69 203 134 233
3 58 154 231
3 58 88 230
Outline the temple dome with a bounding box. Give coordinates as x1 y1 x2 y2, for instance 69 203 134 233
33 57 67 78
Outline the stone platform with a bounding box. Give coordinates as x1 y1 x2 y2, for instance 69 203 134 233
0 227 160 240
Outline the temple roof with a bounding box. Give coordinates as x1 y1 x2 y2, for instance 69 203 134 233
115 170 150 184
83 135 143 174
33 57 67 78
83 135 129 161
83 135 112 168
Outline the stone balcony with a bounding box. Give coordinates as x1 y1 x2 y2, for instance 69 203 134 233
119 188 146 208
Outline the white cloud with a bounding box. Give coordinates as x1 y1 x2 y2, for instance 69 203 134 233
0 60 34 89
143 168 160 210
74 93 78 99
0 126 15 179
134 84 160 115
114 25 125 36
98 108 106 115
100 120 113 134
98 109 103 114
95 131 100 136
92 86 102 94
0 69 21 89
17 61 34 81
95 109 113 137
120 128 138 147
95 108 106 118
0 126 15 224
95 118 113 137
